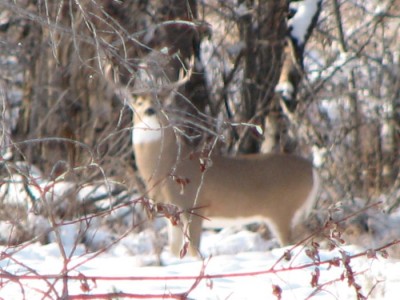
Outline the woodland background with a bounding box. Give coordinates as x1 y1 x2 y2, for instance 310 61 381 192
0 0 399 253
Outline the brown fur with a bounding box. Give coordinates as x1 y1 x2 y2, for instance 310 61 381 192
132 97 318 256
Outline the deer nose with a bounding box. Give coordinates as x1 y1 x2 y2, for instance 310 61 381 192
144 107 156 116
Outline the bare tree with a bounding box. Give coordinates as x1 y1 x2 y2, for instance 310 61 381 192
302 0 400 203
1 0 400 248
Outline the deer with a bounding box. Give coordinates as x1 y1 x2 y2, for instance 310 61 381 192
130 95 319 257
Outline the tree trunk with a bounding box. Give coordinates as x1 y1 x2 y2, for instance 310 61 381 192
237 0 288 154
12 1 147 180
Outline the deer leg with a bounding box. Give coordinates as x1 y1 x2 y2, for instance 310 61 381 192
167 221 185 257
168 213 203 257
268 217 293 246
187 216 203 257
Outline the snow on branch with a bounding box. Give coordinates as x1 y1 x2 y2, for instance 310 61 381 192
288 0 322 48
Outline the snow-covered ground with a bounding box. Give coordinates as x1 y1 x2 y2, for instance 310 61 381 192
0 228 399 299
0 182 399 300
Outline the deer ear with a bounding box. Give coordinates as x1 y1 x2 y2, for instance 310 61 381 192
134 96 143 107
158 88 173 100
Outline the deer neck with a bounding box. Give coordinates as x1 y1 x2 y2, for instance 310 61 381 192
133 112 188 184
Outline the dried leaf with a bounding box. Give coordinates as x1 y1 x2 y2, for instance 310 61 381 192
329 257 341 268
380 250 389 259
80 280 90 292
180 241 189 259
311 267 320 287
283 250 292 261
366 249 377 259
312 241 320 249
328 241 337 251
272 284 282 300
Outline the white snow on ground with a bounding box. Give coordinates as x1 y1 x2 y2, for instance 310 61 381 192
0 181 399 299
0 231 399 299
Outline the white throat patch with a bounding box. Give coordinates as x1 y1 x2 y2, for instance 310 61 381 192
132 116 162 144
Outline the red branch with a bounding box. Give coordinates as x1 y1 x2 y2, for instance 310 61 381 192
2 239 398 283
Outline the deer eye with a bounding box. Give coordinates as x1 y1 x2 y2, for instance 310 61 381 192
144 107 156 116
